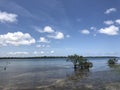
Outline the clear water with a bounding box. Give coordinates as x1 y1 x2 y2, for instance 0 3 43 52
0 58 111 77
0 58 120 90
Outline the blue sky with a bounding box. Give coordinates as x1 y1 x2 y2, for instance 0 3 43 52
0 0 120 57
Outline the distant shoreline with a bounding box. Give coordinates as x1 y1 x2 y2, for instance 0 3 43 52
0 56 118 59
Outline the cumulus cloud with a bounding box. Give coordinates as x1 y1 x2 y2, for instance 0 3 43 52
104 20 114 25
44 26 54 33
80 29 90 34
33 51 38 54
90 27 97 36
36 26 66 40
39 37 50 43
40 51 44 54
8 52 29 55
0 11 18 23
36 45 42 48
36 26 54 33
47 31 64 39
98 25 119 35
36 44 50 48
115 19 120 24
90 27 96 30
0 31 35 46
66 35 70 38
33 50 54 55
50 50 54 54
105 8 116 14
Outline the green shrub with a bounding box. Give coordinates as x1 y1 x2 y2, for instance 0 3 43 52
108 58 118 65
67 54 93 70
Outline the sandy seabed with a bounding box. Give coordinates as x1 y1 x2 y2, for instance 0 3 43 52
1 70 120 90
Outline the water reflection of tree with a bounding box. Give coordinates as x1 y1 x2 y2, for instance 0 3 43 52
66 54 92 81
67 54 93 70
0 61 10 71
108 64 120 73
66 68 90 81
107 58 120 73
0 66 7 71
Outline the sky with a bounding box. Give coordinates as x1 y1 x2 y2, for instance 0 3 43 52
0 0 120 57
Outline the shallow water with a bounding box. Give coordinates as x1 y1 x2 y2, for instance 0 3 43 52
0 58 120 90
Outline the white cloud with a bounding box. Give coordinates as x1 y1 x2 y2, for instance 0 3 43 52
0 11 18 23
36 45 42 48
115 19 120 24
66 35 70 38
104 20 114 25
39 37 50 43
36 26 65 40
98 25 119 35
36 44 50 48
8 52 29 55
33 51 38 54
36 26 54 33
0 31 35 46
40 51 44 54
80 29 90 34
105 8 116 14
44 26 54 33
90 27 96 30
90 27 97 37
47 31 64 39
50 50 54 54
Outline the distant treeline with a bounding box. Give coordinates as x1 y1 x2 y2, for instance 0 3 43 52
0 56 67 59
85 56 119 58
0 56 119 59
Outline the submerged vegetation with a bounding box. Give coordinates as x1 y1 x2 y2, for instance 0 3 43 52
67 54 93 70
